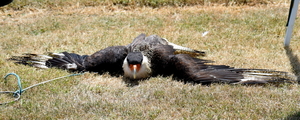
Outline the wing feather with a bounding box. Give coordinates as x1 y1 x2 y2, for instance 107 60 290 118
84 46 128 75
169 54 297 85
46 52 87 71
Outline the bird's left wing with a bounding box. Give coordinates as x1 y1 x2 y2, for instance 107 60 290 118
168 54 297 85
169 54 243 84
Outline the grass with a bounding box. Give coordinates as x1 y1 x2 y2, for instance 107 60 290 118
5 0 276 8
1 0 300 119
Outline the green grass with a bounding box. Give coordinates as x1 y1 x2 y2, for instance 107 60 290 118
1 0 300 119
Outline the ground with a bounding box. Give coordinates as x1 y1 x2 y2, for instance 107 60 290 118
1 1 300 119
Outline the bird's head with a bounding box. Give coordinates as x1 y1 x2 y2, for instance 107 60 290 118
123 52 151 79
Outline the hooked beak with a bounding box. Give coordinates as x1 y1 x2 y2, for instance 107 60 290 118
129 64 140 79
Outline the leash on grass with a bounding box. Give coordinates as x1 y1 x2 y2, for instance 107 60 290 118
0 72 85 105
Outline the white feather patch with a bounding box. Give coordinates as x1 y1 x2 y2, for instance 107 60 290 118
123 55 152 79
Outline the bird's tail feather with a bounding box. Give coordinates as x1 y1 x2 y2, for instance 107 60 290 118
9 52 87 72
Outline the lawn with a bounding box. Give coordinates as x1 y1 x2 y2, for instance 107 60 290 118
1 0 300 119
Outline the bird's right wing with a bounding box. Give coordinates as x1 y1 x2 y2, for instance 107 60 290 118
9 46 128 76
83 46 128 75
9 52 88 72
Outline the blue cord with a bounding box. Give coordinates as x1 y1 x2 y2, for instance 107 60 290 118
4 73 23 96
1 72 85 105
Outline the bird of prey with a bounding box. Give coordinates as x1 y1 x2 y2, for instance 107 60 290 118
9 33 296 85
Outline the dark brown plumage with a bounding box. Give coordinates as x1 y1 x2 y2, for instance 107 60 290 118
8 33 297 85
0 0 13 7
84 46 128 75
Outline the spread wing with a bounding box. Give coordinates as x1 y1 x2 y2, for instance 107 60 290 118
169 54 296 85
83 46 128 75
9 46 128 76
169 54 243 84
9 52 88 71
150 44 296 85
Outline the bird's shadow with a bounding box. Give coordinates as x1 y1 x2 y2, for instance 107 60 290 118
284 46 300 82
122 78 140 87
284 111 300 120
122 77 152 87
